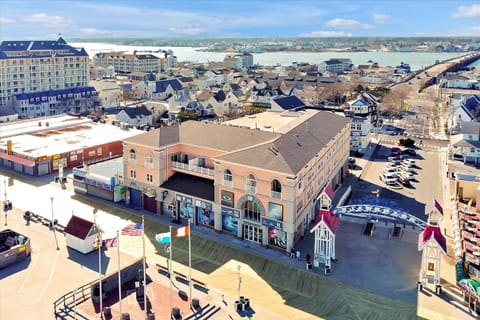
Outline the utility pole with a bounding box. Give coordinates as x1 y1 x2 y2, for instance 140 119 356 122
51 197 59 250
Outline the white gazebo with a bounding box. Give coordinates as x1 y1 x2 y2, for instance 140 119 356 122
310 208 340 274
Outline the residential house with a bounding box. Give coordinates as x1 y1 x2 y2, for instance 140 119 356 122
450 94 480 130
90 80 124 110
150 78 183 100
115 106 153 128
441 74 475 89
451 121 480 165
271 96 305 112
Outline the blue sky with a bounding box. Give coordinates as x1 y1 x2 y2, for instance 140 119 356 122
2 0 480 39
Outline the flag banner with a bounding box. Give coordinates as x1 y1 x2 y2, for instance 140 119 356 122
155 232 171 244
164 243 171 253
175 226 190 237
121 223 142 236
105 237 118 249
94 234 102 249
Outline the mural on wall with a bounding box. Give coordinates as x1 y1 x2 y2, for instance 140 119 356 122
177 195 194 219
197 200 214 227
268 229 287 249
268 202 283 221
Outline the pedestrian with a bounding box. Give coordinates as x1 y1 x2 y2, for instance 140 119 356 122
290 248 295 259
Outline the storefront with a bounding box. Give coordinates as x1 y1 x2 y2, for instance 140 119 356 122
243 222 263 244
263 217 286 249
176 194 194 221
221 207 240 235
196 200 214 228
143 188 158 213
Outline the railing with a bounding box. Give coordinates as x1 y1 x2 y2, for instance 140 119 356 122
223 180 233 188
270 191 282 200
171 161 214 177
53 279 96 319
245 185 256 194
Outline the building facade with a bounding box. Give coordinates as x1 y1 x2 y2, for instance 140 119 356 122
122 110 350 252
93 52 160 73
0 37 90 116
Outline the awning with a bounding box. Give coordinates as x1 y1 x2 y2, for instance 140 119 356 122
0 153 35 167
162 192 175 204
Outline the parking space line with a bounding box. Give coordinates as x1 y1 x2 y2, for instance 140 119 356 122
35 249 60 303
19 245 40 293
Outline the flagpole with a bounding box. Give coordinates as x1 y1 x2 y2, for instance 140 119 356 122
188 219 192 306
94 211 103 318
169 225 173 316
142 215 147 317
117 230 122 316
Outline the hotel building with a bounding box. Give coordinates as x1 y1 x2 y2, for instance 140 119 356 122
0 37 95 117
121 109 350 252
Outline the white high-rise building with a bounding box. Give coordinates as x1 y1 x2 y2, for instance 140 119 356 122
0 37 95 117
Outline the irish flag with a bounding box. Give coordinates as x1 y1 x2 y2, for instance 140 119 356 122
176 226 190 237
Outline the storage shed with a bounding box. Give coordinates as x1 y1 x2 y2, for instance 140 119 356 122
64 215 98 254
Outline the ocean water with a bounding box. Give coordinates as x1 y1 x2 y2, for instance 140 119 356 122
72 42 468 71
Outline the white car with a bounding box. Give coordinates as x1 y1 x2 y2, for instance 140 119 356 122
399 164 415 173
398 171 415 180
383 167 398 175
388 158 401 165
402 159 416 166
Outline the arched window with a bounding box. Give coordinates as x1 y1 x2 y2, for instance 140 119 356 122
145 153 153 168
223 169 233 187
246 174 256 193
129 149 136 163
271 179 282 199
243 200 261 222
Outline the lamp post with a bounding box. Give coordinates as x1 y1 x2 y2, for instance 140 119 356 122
237 264 242 299
3 179 7 226
50 197 59 250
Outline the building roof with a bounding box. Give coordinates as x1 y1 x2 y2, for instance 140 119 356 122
64 215 95 240
121 106 152 118
0 37 88 59
310 209 340 234
425 199 443 216
321 186 335 201
216 111 349 174
418 225 447 255
460 121 480 135
272 96 305 111
160 172 214 201
155 79 183 93
14 87 97 101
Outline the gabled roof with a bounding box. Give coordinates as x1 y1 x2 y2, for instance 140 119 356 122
321 186 335 201
310 209 340 234
460 121 480 135
425 199 443 216
121 106 152 118
418 225 447 255
64 215 95 240
348 99 370 107
155 79 182 93
273 96 305 111
214 90 226 102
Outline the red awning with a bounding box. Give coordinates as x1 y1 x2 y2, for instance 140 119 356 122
0 153 36 167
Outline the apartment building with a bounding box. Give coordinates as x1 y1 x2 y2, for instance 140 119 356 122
0 37 91 117
318 58 353 74
122 109 350 252
93 51 161 73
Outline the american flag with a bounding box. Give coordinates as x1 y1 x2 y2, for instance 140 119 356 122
121 223 143 236
104 237 118 249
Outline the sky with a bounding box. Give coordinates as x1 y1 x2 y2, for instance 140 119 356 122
2 0 480 39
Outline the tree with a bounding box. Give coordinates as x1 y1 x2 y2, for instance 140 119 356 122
176 111 198 122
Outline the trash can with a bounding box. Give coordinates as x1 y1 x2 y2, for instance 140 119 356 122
235 300 242 312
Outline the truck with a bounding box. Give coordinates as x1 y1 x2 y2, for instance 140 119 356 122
0 229 31 269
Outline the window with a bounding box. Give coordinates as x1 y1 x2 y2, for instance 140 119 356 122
243 200 261 222
70 154 77 161
97 147 102 155
223 169 233 187
129 149 136 163
246 174 256 193
130 170 136 178
271 179 282 199
147 174 153 182
145 153 153 168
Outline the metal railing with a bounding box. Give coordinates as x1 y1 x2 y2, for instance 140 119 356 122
245 185 256 194
270 191 282 200
53 279 96 319
171 161 214 176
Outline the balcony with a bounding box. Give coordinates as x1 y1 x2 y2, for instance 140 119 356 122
245 185 256 194
223 180 233 188
171 161 214 177
270 191 282 200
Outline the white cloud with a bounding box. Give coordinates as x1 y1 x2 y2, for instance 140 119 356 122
0 17 16 24
79 28 112 37
26 13 73 28
372 14 390 24
325 18 373 30
452 4 480 19
299 30 352 37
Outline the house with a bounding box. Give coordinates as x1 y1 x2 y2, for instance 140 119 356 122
450 94 480 129
0 107 18 123
115 106 153 128
451 121 480 165
271 96 305 112
441 74 474 89
64 215 98 254
90 80 124 110
151 78 183 100
345 97 377 153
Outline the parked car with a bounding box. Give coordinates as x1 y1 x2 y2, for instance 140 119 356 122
399 164 415 173
383 167 399 175
388 159 401 166
380 173 398 184
388 156 400 161
398 177 410 187
402 159 416 166
390 147 401 156
398 171 415 180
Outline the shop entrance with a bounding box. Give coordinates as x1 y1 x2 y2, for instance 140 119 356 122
243 223 263 244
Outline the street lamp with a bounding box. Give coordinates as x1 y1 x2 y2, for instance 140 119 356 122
3 179 7 226
50 197 59 250
237 264 242 298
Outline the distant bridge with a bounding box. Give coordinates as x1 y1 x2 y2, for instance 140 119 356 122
334 204 426 230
